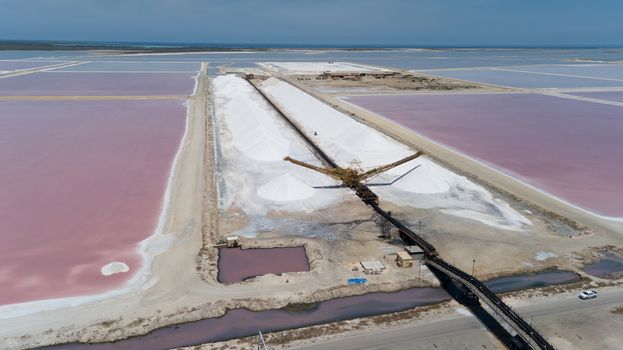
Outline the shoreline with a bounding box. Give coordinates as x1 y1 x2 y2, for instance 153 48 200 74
40 265 617 350
0 63 210 349
338 97 623 224
27 267 599 350
0 72 199 318
185 281 623 350
0 77 197 319
282 77 623 235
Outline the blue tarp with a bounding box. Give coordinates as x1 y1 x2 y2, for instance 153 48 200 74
347 277 367 285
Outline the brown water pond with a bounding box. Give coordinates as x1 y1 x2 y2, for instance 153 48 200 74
218 246 310 283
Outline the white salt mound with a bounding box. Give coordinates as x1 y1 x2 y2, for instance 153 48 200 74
258 173 315 202
101 262 130 276
261 77 457 195
260 78 532 231
534 251 558 261
213 75 290 162
260 61 384 74
391 160 453 194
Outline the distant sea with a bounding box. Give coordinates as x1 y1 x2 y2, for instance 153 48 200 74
1 39 622 52
1 41 622 71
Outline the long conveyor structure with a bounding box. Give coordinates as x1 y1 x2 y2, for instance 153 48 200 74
246 77 555 350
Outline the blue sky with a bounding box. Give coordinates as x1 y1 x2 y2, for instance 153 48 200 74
0 0 621 46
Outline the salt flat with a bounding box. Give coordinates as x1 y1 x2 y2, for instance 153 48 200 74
567 90 623 103
344 92 623 219
212 75 345 233
259 61 387 74
0 99 187 305
420 67 623 89
260 78 530 231
499 63 623 81
0 71 196 96
54 61 201 73
0 60 67 71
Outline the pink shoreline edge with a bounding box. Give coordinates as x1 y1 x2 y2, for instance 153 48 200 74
0 85 193 307
340 94 623 221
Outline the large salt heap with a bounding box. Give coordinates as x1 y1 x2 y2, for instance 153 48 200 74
259 77 531 231
257 173 315 202
213 75 290 162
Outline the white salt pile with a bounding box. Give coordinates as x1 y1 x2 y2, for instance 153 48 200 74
259 61 385 74
261 77 407 166
213 75 290 162
100 262 129 276
257 173 315 202
534 251 558 261
441 208 531 232
391 161 453 194
261 77 458 194
260 78 532 231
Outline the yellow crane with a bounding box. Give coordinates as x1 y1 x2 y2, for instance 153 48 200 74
283 151 424 188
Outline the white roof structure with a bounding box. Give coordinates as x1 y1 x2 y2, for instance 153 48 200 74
360 260 385 273
405 245 425 254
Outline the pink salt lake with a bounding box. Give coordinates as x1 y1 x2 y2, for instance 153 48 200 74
0 72 195 96
345 93 623 218
0 99 186 305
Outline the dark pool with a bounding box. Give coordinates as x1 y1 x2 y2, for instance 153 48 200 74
484 269 580 293
42 269 580 350
582 252 623 278
44 288 448 350
217 246 310 283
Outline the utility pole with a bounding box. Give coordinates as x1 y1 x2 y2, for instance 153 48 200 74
257 331 268 350
471 259 476 277
418 260 422 281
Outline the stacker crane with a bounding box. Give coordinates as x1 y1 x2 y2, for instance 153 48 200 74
283 151 424 205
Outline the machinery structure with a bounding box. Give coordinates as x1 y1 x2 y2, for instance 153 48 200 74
283 152 423 204
248 78 554 350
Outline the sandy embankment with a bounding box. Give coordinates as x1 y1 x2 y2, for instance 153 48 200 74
283 76 623 236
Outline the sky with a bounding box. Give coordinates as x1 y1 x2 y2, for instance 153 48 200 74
0 0 622 47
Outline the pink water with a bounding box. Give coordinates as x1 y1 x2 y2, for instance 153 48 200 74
0 72 195 96
218 247 310 283
0 100 186 305
346 93 623 217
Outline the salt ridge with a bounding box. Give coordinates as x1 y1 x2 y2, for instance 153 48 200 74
213 75 290 162
259 61 386 74
257 173 315 202
260 77 531 230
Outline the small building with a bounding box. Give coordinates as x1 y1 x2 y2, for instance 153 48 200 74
396 251 413 268
405 245 425 255
226 236 240 248
360 260 385 274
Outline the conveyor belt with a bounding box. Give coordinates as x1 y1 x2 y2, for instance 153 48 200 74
247 77 554 350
